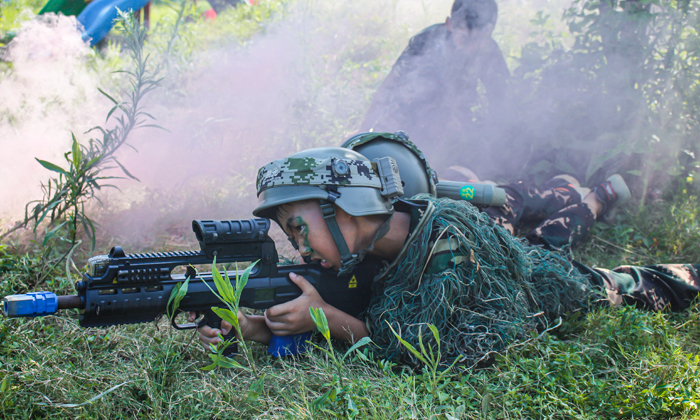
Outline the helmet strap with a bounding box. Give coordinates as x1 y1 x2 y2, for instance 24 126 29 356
320 198 358 276
320 187 393 276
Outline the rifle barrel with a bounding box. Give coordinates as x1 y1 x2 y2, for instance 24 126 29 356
58 295 81 310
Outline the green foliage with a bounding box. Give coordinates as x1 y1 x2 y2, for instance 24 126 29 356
2 0 700 417
165 275 189 321
0 0 44 41
192 257 258 373
387 322 463 404
2 301 697 418
507 0 700 193
577 191 700 267
142 0 290 81
308 306 374 417
0 244 65 297
308 307 373 372
0 12 163 282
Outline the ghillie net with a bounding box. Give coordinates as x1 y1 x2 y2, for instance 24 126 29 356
364 195 600 367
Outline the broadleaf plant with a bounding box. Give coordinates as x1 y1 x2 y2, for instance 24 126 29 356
199 257 259 374
387 322 463 403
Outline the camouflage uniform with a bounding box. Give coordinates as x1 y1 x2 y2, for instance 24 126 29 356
479 179 700 311
576 262 700 312
422 198 700 315
255 151 699 365
484 179 594 250
255 153 700 322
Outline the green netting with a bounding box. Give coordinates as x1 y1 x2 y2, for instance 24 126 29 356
365 195 598 367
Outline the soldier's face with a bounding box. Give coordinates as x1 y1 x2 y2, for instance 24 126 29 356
446 17 495 52
276 200 353 271
450 26 472 50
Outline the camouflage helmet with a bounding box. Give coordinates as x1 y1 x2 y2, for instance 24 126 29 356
253 147 401 220
254 147 402 276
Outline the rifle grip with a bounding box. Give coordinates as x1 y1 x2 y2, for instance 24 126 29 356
204 309 238 357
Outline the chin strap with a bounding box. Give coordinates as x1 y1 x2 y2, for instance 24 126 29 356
320 189 357 276
321 188 393 276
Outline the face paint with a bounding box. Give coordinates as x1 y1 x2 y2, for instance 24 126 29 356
294 216 312 254
278 201 343 271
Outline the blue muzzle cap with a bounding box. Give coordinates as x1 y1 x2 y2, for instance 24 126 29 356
3 292 58 317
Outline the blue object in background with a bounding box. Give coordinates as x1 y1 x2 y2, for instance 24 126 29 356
268 332 312 357
77 0 150 46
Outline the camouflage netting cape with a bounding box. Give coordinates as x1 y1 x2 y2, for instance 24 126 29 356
364 194 599 367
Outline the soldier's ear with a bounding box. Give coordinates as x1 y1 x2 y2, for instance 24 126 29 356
445 16 452 32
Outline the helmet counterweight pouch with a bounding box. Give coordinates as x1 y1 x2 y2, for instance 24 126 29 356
343 131 506 207
373 157 404 199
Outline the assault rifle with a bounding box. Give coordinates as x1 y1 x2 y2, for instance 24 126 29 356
2 219 378 356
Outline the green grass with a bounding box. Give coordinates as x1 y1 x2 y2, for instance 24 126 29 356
0 295 698 418
576 191 700 269
3 0 700 418
2 193 700 419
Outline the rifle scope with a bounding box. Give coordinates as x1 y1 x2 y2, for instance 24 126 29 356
192 219 270 245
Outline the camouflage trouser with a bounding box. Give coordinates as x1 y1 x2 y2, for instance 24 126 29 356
484 180 594 250
484 180 700 311
574 262 700 311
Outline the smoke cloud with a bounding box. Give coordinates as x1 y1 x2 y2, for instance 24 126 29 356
6 0 658 250
91 0 457 247
0 14 111 225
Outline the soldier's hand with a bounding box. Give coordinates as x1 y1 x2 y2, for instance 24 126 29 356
189 311 247 350
264 272 325 336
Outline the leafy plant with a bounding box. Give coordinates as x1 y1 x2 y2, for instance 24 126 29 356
387 322 463 403
0 12 163 280
167 258 259 373
308 306 373 417
187 257 258 374
202 259 259 373
309 307 373 380
505 0 700 194
166 275 190 322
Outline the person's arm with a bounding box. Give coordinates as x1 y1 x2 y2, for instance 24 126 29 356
479 38 510 106
316 301 369 343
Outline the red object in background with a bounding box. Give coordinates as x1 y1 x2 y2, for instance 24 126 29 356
144 2 150 29
203 8 217 20
134 2 150 29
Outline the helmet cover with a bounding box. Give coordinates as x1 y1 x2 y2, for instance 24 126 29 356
254 147 393 219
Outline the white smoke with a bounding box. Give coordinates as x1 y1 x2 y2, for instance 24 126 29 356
0 14 112 223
